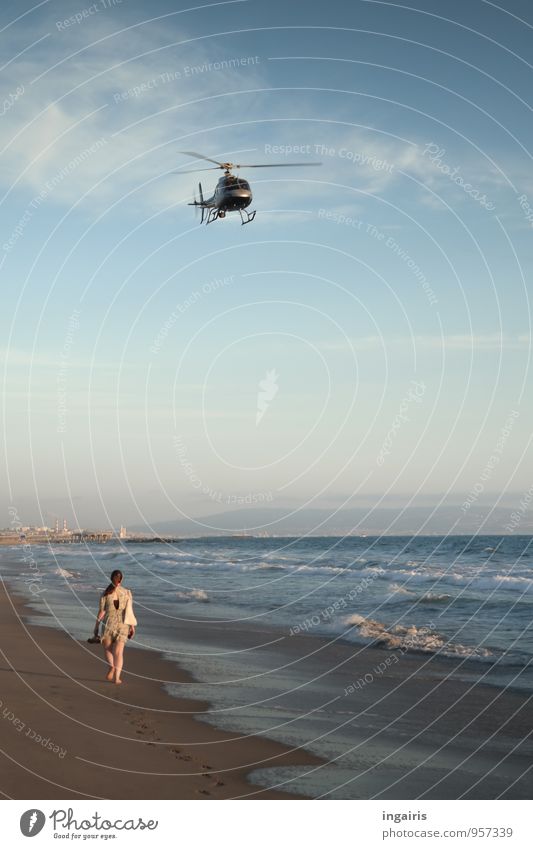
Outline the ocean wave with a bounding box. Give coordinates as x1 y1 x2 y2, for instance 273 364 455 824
343 614 493 659
367 566 533 595
387 584 452 604
417 593 452 603
155 551 189 559
441 572 533 594
295 564 348 574
370 568 430 584
493 574 533 592
229 560 346 573
388 583 416 596
357 565 387 576
175 589 209 602
240 562 289 571
156 557 208 569
98 550 128 557
49 549 91 558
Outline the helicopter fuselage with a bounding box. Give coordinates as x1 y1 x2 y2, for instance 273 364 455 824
212 174 253 212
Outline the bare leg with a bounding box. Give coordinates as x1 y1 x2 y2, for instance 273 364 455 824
112 641 125 684
102 639 114 680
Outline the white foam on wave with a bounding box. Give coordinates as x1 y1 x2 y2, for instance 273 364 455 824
230 560 346 573
387 584 453 605
175 589 209 602
493 574 533 592
419 592 452 603
343 614 493 659
295 564 347 574
388 582 416 596
155 551 189 559
369 565 533 595
441 572 533 595
55 567 79 579
155 555 202 566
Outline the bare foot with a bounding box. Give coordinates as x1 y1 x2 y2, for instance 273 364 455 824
106 669 115 681
114 678 123 685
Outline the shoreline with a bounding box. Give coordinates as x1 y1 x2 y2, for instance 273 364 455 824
2 562 532 799
0 581 324 799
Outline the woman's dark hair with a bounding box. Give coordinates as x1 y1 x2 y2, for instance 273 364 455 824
104 569 123 596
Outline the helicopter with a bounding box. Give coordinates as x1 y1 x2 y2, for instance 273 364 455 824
177 151 322 225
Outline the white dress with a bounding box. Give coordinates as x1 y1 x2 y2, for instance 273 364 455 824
98 586 132 644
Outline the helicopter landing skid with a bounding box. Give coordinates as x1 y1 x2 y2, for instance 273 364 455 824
204 208 219 225
203 208 257 225
238 209 256 225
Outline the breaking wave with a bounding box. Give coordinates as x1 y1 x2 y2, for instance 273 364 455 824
343 614 493 659
175 589 209 602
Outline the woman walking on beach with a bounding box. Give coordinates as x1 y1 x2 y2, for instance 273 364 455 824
93 570 136 684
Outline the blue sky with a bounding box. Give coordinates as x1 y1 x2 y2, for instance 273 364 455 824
1 0 532 531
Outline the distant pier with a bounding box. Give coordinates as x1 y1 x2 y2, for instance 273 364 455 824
0 532 181 546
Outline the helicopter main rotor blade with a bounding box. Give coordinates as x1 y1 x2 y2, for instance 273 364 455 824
173 163 321 174
178 152 323 172
172 167 221 174
233 162 323 168
179 150 227 167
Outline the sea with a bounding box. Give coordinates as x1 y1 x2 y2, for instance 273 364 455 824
2 534 532 798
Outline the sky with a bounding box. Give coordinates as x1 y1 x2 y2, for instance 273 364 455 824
1 0 532 533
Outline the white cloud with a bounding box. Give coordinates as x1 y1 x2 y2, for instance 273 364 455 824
0 7 269 210
319 333 530 352
0 347 126 369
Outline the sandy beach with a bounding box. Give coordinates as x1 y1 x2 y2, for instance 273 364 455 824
1 559 532 800
0 580 323 799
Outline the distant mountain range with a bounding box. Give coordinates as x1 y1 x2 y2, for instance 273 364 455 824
131 503 530 536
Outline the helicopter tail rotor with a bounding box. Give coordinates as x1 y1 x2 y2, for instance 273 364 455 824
198 182 205 224
189 182 206 223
